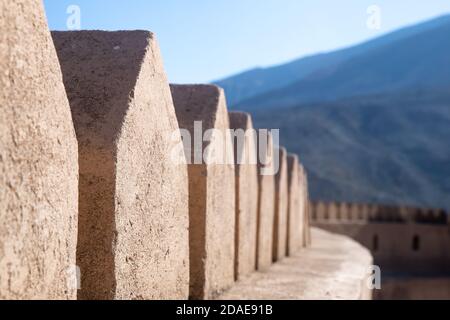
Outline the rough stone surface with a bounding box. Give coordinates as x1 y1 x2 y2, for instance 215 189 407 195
300 165 312 247
229 112 258 280
0 0 78 300
255 133 275 271
171 84 235 299
218 228 373 300
52 31 189 300
287 154 302 256
273 148 288 262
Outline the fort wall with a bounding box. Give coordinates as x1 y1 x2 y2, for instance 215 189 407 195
255 132 276 271
0 0 78 300
0 0 371 300
273 148 288 262
171 84 235 299
52 31 190 300
311 201 450 299
287 154 302 256
229 112 259 280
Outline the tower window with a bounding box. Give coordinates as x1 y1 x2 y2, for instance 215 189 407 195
373 234 379 252
412 235 420 252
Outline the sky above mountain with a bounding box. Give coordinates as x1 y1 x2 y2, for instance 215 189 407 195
221 14 450 209
43 0 450 83
221 14 450 109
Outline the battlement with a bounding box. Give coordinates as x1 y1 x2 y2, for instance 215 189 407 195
310 201 449 225
311 201 450 280
1 0 340 300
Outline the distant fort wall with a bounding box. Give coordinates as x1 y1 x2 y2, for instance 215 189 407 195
310 201 450 275
311 201 450 299
310 202 449 225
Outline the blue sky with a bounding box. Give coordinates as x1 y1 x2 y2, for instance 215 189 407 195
43 0 450 83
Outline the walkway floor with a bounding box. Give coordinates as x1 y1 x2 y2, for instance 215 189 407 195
218 228 373 300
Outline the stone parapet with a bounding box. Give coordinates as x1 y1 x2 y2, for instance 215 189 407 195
53 31 189 300
0 0 78 300
171 84 235 300
273 148 288 262
229 112 258 280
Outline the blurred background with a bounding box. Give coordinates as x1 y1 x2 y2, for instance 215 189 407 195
44 0 450 210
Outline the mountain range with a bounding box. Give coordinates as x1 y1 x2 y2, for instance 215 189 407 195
214 15 450 209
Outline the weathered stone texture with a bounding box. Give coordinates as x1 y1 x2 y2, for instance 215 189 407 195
287 154 302 256
229 112 258 280
300 165 312 247
0 0 78 299
52 31 189 300
171 84 235 299
273 148 288 262
328 202 340 221
255 133 275 271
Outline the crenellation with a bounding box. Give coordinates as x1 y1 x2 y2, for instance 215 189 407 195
171 84 235 300
0 0 78 300
347 203 356 221
301 168 312 247
310 202 318 221
287 154 302 255
328 202 340 221
229 112 258 280
255 131 276 271
414 208 448 225
273 147 289 262
52 30 190 300
340 203 351 221
358 203 369 221
312 201 450 287
312 201 448 226
0 0 372 301
312 201 326 221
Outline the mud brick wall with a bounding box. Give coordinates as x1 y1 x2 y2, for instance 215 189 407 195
171 84 235 300
52 31 189 300
287 154 302 256
255 132 276 271
0 0 318 301
229 112 258 280
0 0 78 300
273 148 288 262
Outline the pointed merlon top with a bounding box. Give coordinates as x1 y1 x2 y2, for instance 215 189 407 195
229 111 254 131
287 153 299 186
170 84 225 133
287 153 299 170
52 30 161 142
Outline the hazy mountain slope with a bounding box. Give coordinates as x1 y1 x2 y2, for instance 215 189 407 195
215 14 450 107
251 90 450 209
235 16 450 111
217 15 450 209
